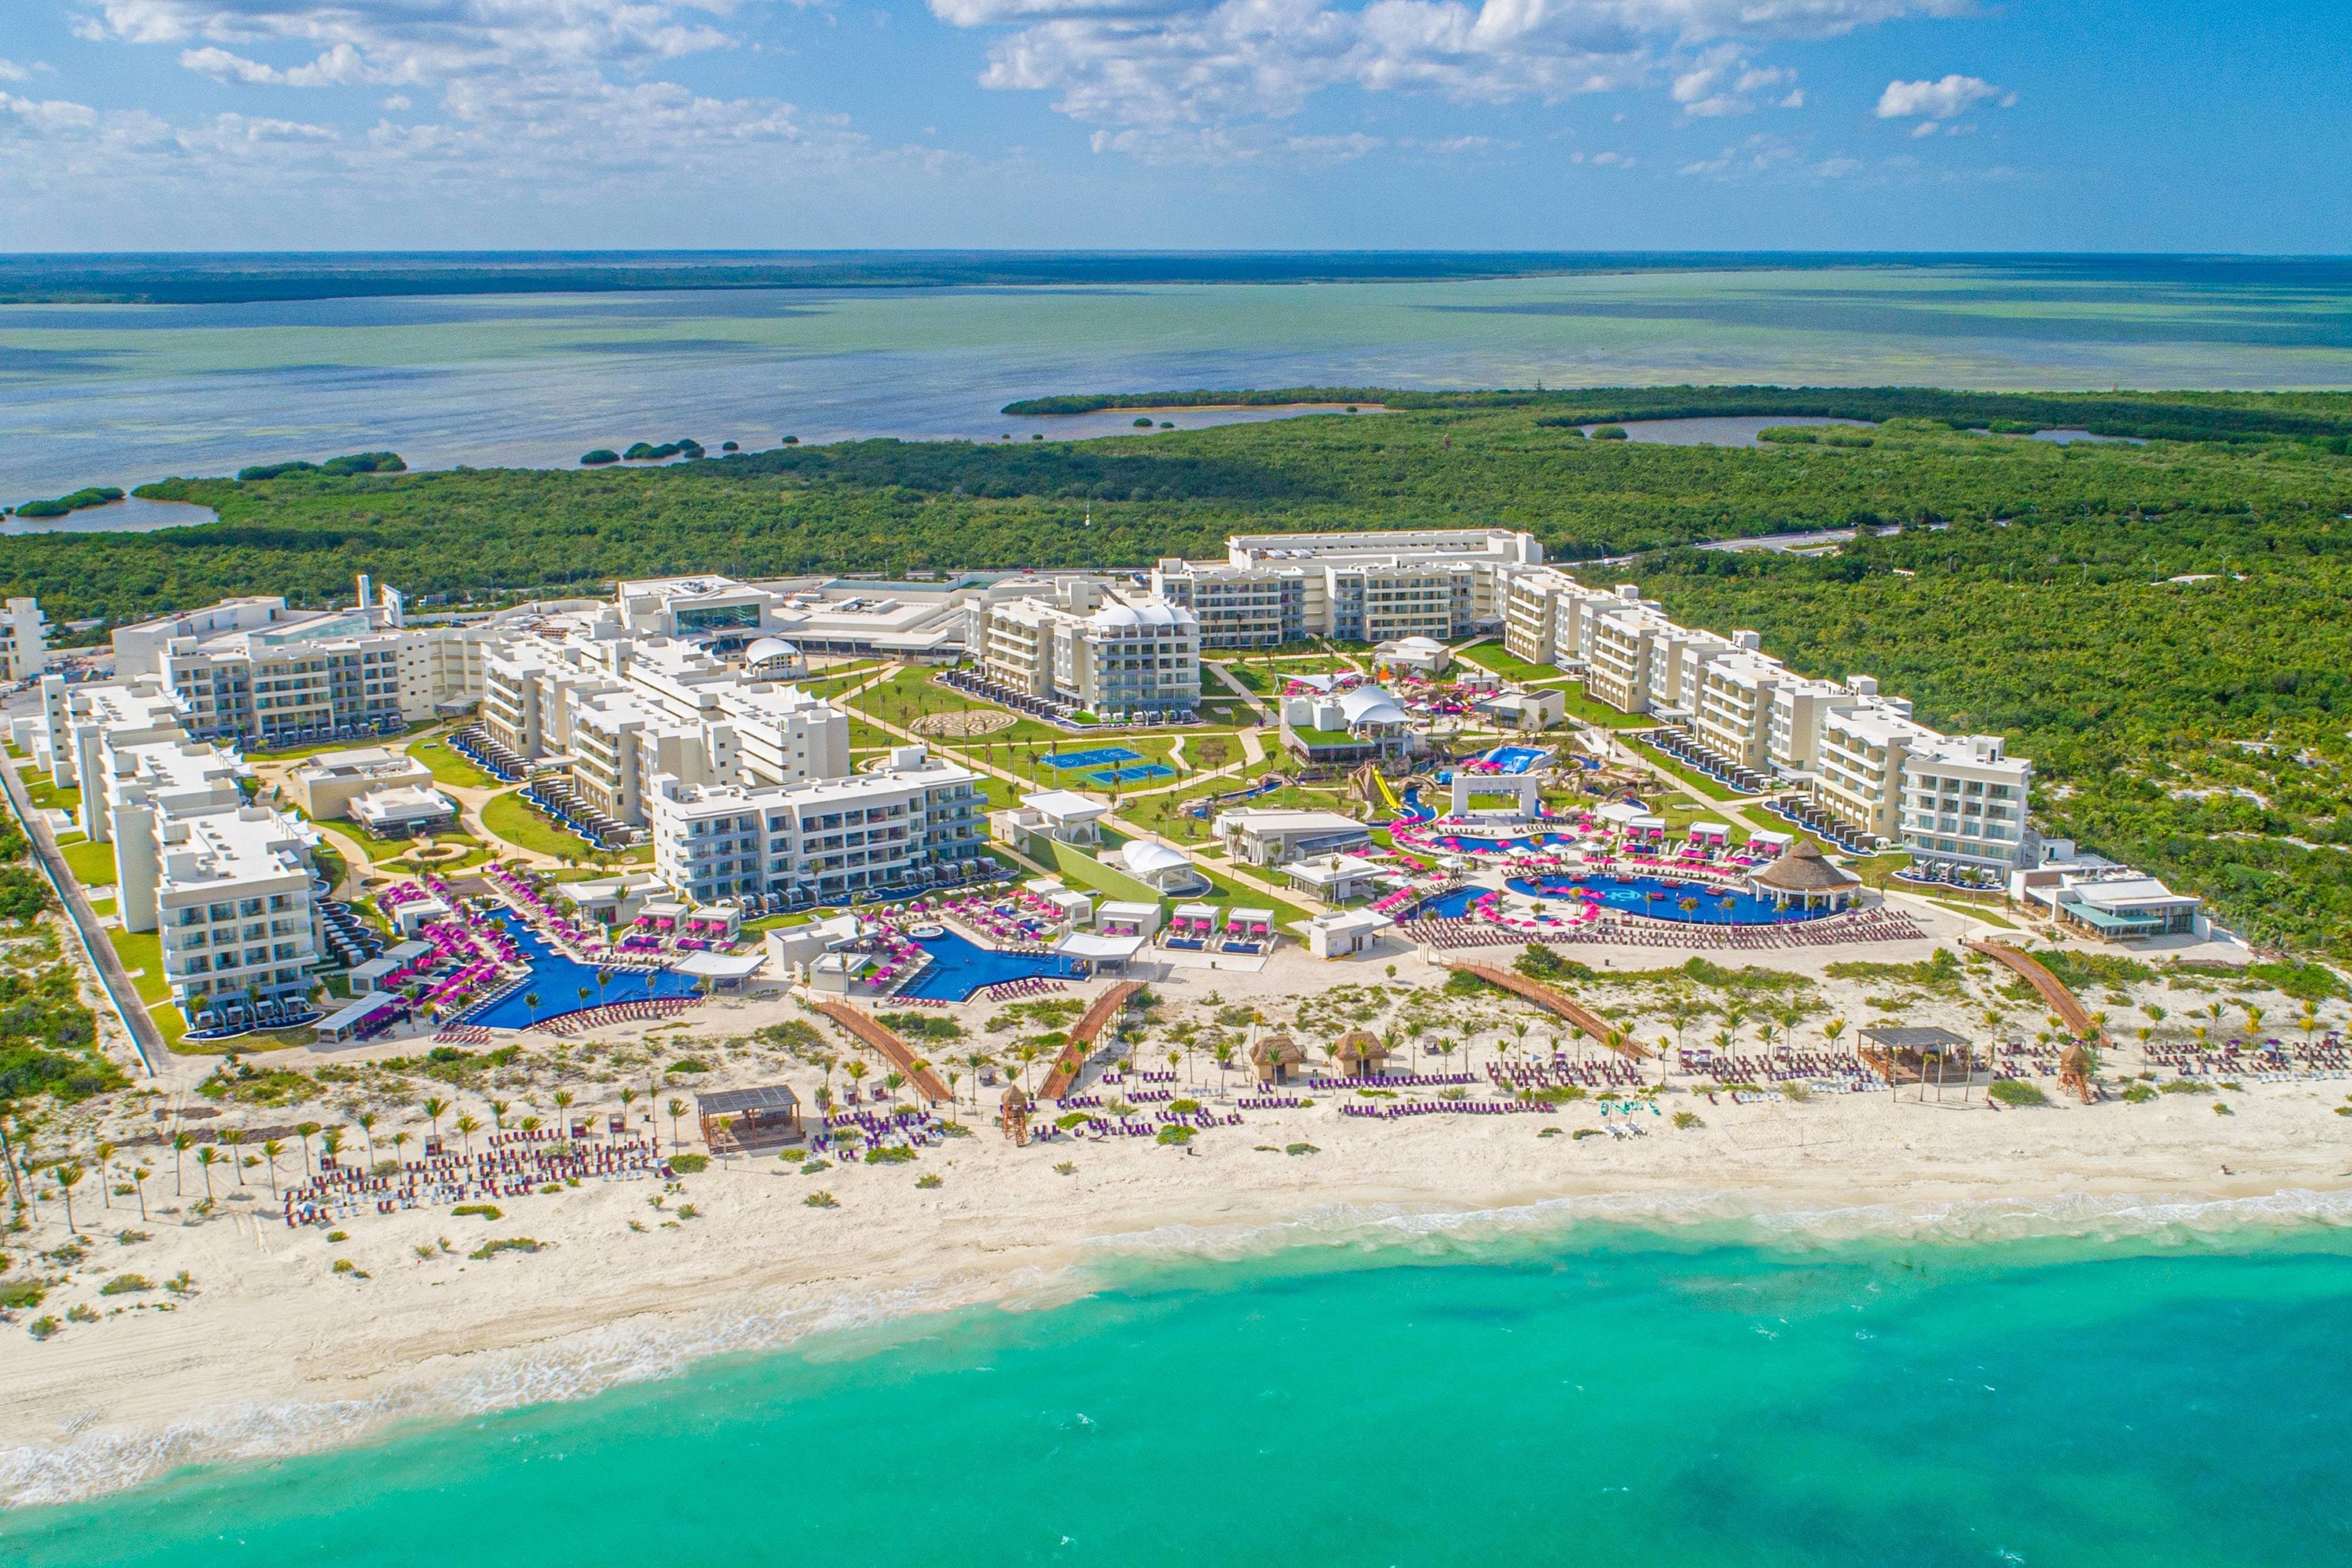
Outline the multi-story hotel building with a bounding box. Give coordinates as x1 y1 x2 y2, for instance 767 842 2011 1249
1152 527 1544 648
650 747 987 906
1 597 49 683
980 582 1201 719
1498 565 2037 872
115 581 490 747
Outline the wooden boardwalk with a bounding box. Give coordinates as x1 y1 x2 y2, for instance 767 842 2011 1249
1042 981 1142 1100
1965 940 2107 1045
1456 964 1651 1058
813 1000 953 1104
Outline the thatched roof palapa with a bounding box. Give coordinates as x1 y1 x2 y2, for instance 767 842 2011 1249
1248 1034 1306 1069
1331 1030 1388 1069
1000 1084 1033 1113
1749 838 1862 893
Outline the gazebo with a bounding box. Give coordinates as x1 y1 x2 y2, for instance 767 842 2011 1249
1746 840 1863 913
1859 1024 1976 1098
1330 1029 1391 1078
696 1085 803 1155
1250 1033 1307 1085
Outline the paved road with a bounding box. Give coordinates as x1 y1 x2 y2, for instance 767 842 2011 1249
0 753 163 1075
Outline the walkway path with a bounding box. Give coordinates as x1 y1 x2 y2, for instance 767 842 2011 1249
1043 980 1142 1098
1966 938 2107 1045
0 755 161 1074
1204 660 1275 724
811 999 953 1104
1454 962 1651 1058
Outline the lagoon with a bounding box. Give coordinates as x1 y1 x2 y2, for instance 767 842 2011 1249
6 255 2352 500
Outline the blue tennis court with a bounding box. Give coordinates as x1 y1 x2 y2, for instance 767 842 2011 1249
1047 746 1145 770
1091 763 1175 784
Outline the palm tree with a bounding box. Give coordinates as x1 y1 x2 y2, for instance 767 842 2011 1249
422 1096 450 1141
392 1131 413 1162
844 1060 869 1102
220 1128 246 1185
615 1088 634 1134
321 1129 344 1172
53 1162 85 1235
261 1140 285 1197
2243 1004 2266 1038
296 1121 321 1177
454 1115 480 1156
357 1111 378 1166
524 991 542 1025
131 1165 151 1222
194 1146 222 1202
491 1097 511 1130
665 1098 687 1151
171 1130 193 1196
1211 1041 1234 1092
93 1141 115 1211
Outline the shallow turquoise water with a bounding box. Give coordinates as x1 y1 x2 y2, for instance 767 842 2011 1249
10 1216 2350 1566
8 258 2352 498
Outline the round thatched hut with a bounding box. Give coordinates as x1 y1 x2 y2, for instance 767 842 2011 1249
1746 838 1863 914
998 1083 1033 1145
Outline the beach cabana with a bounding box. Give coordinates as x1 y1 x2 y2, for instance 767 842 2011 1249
1687 821 1732 846
1095 900 1162 940
1250 1033 1307 1085
315 990 403 1047
1297 907 1392 959
1330 1029 1391 1077
696 1084 802 1155
1056 930 1147 976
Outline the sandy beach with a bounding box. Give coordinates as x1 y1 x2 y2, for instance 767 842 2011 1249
6 888 2350 1508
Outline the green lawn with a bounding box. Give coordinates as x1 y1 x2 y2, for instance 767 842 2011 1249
19 768 81 815
105 926 189 1051
1454 641 1559 684
480 791 651 864
1629 737 1748 803
55 833 118 888
406 734 499 789
249 725 419 762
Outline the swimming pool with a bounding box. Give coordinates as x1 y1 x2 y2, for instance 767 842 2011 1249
1412 886 1488 918
1046 746 1145 771
461 914 706 1029
1482 746 1555 773
1504 874 1825 925
895 928 1082 1001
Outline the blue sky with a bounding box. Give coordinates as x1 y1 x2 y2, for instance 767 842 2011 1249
2 0 2346 252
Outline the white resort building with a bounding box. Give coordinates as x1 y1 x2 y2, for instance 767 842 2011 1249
649 746 988 906
979 580 1201 720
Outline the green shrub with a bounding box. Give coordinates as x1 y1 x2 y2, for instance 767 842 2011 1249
467 1238 545 1259
666 1058 709 1075
1157 1125 1194 1146
667 1154 709 1174
98 1273 153 1295
804 1191 838 1208
915 1173 944 1189
452 1203 503 1220
28 1315 59 1340
1283 1142 1318 1156
1590 424 1628 440
580 449 619 466
1 1280 46 1309
2122 1083 2156 1103
1672 1110 1702 1129
864 1145 917 1164
1988 1080 2049 1106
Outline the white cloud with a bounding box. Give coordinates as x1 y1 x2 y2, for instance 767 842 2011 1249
1678 130 1855 181
1671 47 1794 118
934 0 1967 151
0 59 32 82
1876 73 2013 121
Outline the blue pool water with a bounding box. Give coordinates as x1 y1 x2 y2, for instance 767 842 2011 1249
1088 763 1174 784
460 914 706 1029
1412 885 1487 918
1481 745 1553 773
895 928 1081 1001
1044 745 1144 770
1506 873 1823 924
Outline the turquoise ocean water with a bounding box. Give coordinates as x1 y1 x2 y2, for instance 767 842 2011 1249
9 1206 2350 1565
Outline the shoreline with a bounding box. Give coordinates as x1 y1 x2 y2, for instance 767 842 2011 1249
7 1085 2350 1510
